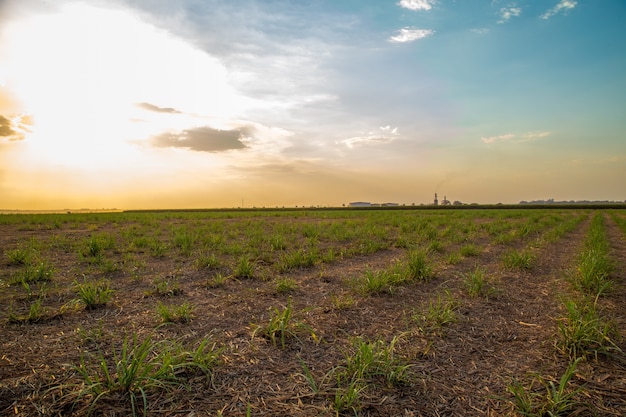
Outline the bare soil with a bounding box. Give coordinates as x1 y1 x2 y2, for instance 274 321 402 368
0 209 625 416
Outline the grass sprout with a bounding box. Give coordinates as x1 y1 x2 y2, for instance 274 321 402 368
446 252 462 265
252 298 316 348
11 261 53 285
75 278 114 310
296 357 334 395
503 249 535 270
333 377 366 414
195 253 221 270
358 269 394 295
464 267 495 298
413 291 459 333
277 249 317 272
6 248 32 266
331 293 355 310
573 249 613 296
330 335 411 413
274 277 297 294
73 335 221 416
234 256 256 279
406 249 433 281
556 298 621 360
342 336 411 386
206 273 229 288
460 244 481 257
269 235 287 251
156 302 194 324
152 277 182 297
507 358 583 417
7 296 48 323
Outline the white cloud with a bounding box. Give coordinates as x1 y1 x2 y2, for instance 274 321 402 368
341 126 399 148
380 125 399 135
498 6 522 24
541 0 577 20
342 136 393 148
398 0 436 11
482 131 551 144
481 133 515 144
389 28 435 43
519 131 551 142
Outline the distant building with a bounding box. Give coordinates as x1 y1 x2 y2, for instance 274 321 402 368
434 193 439 206
348 201 399 207
441 196 451 206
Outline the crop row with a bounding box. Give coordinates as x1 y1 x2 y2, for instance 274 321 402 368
507 212 623 416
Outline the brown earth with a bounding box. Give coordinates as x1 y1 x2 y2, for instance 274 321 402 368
0 209 625 416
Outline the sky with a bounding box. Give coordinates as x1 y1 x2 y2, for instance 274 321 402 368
0 0 624 209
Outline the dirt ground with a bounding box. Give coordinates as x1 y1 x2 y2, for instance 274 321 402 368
0 209 625 416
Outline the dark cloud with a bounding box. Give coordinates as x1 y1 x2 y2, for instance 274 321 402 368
151 126 249 152
0 116 15 136
0 115 26 141
137 102 181 114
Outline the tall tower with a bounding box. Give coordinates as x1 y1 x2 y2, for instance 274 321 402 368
434 193 439 206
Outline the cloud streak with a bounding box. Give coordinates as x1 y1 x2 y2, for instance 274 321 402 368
481 133 515 144
498 6 522 24
541 0 577 20
481 131 551 144
340 125 399 148
151 126 250 152
389 28 434 43
0 115 17 138
398 0 436 11
0 114 31 141
137 102 181 114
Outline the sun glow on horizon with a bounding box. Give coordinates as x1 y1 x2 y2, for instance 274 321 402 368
1 2 250 171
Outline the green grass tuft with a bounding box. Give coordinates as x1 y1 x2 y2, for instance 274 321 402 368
556 299 621 361
75 278 114 310
274 277 297 294
156 302 194 324
413 291 459 333
464 267 495 298
502 249 535 270
234 256 256 279
406 249 433 281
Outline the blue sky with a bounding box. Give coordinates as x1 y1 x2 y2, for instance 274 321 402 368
0 0 624 208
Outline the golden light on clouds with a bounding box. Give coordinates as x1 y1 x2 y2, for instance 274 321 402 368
3 3 252 156
0 2 261 208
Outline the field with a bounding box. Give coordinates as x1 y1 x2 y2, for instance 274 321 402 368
1 208 625 416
